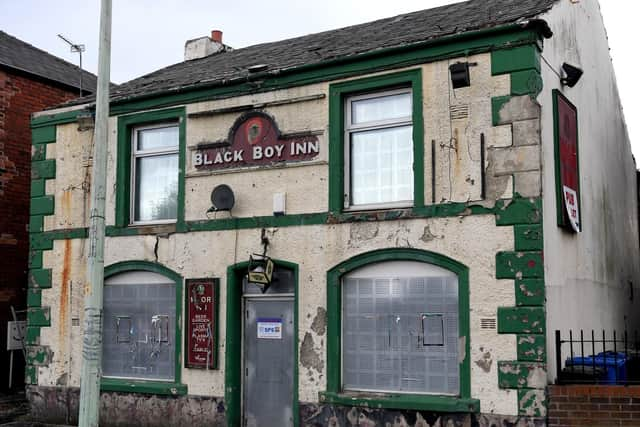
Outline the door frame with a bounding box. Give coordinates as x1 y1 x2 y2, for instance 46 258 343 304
225 260 299 427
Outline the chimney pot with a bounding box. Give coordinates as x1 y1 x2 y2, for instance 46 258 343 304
211 30 223 43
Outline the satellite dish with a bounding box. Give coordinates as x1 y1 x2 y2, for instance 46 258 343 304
210 184 235 211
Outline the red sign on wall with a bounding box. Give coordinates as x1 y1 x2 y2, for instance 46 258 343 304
555 91 580 232
185 278 218 369
193 112 320 171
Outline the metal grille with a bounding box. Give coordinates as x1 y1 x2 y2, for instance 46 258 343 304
343 274 459 394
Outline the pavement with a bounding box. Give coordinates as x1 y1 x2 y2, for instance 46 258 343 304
0 391 72 427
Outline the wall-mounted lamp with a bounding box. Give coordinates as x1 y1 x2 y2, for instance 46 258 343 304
449 62 471 89
561 63 583 88
247 229 274 292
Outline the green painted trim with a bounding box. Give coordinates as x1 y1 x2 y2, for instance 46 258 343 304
518 389 546 417
515 278 545 307
31 179 46 198
491 95 512 126
31 144 47 162
31 159 56 180
225 260 300 427
510 70 543 97
328 69 424 213
31 109 90 128
27 290 42 308
326 248 472 406
514 224 543 251
30 195 54 216
101 378 187 396
44 228 88 240
495 251 543 279
25 365 37 385
28 269 52 289
491 45 540 76
497 361 546 389
28 250 43 269
495 197 542 226
497 307 545 334
26 345 52 365
104 260 183 391
30 233 53 250
108 27 540 117
31 126 56 143
27 307 51 327
319 392 480 413
24 326 41 345
115 107 186 228
552 89 581 231
32 196 542 240
517 334 546 362
29 216 44 234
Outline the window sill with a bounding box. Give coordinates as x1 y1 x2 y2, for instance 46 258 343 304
319 391 479 413
101 378 188 396
106 223 179 236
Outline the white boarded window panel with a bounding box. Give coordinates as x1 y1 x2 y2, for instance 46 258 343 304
342 261 459 395
351 126 413 205
103 271 176 381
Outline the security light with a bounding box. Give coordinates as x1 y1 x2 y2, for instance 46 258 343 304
561 63 583 88
449 62 471 89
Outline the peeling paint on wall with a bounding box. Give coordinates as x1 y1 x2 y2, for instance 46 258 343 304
310 307 327 336
300 332 324 373
475 348 493 373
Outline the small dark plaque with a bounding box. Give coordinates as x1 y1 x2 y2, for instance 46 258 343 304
185 278 219 369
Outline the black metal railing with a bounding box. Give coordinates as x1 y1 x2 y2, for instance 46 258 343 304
555 329 640 385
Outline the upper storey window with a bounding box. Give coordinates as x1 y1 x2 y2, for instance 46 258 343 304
328 69 424 213
344 89 414 209
131 123 179 223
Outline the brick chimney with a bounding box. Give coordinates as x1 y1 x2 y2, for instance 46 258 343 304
184 29 227 61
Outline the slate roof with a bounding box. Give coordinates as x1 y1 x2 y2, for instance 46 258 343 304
0 30 98 93
67 0 557 107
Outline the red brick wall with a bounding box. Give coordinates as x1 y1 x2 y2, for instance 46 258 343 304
548 385 640 426
0 67 79 390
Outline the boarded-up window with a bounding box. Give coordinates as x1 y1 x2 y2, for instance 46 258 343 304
342 261 459 395
103 271 176 381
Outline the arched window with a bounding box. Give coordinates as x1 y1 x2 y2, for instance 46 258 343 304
343 261 459 395
102 264 180 386
324 249 475 410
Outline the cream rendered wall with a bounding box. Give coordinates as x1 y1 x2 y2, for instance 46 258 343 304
35 52 522 415
538 0 640 381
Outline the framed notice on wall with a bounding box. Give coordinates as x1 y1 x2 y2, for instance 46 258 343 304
185 278 219 369
553 90 581 232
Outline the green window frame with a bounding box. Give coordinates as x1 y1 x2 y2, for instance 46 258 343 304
328 69 425 214
115 107 186 228
322 248 479 413
101 260 187 395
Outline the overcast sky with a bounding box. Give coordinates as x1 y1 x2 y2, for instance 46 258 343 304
1 0 638 160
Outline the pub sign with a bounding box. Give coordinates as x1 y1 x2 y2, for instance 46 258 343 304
185 278 219 369
554 90 581 232
193 111 320 171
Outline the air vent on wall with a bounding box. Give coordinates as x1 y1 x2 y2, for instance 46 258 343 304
480 318 497 330
450 104 469 120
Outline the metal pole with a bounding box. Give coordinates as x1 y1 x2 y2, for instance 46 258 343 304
78 1 111 426
79 50 83 96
